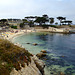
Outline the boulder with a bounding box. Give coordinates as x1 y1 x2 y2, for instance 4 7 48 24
2 62 7 66
33 43 38 46
36 53 46 58
33 55 45 75
41 50 47 53
26 43 30 44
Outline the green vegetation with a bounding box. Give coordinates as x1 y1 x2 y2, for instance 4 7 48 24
0 14 73 29
0 39 32 75
20 23 24 28
35 17 49 25
0 19 7 24
57 16 66 26
49 25 57 28
11 25 17 29
49 17 54 24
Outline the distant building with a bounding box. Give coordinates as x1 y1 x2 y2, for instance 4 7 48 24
7 19 23 28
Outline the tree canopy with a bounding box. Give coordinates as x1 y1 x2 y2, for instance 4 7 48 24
35 17 49 25
61 20 72 25
0 19 7 24
57 16 66 25
49 18 54 24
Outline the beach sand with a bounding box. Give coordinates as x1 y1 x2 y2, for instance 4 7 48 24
0 29 35 41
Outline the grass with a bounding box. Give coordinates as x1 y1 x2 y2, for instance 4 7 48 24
0 39 32 75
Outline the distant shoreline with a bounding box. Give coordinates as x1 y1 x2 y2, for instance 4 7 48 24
1 28 75 42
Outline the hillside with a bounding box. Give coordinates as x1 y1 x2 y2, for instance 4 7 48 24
0 39 33 75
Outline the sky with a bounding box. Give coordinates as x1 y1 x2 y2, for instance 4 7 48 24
0 0 75 24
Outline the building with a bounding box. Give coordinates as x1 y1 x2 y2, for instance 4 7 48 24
7 19 23 28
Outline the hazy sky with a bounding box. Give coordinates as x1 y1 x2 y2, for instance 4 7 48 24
0 0 75 23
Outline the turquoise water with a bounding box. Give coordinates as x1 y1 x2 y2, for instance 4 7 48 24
13 32 75 75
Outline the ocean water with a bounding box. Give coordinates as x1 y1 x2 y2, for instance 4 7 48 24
13 32 75 75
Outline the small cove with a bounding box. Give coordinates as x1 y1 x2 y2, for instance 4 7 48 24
13 32 75 75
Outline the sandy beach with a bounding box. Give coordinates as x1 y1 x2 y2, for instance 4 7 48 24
0 29 35 41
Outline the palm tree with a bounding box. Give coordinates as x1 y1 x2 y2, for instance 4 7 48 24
57 16 66 26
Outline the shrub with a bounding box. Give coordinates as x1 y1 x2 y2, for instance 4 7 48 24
11 25 17 29
49 25 57 28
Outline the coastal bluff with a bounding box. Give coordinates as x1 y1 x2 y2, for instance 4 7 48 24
0 39 45 75
10 55 45 75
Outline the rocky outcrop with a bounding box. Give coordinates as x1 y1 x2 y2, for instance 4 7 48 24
10 55 45 75
36 53 46 58
33 55 45 75
41 50 47 53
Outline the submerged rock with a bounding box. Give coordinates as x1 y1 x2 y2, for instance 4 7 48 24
61 56 65 57
57 71 65 75
33 43 38 46
26 43 30 44
50 72 54 74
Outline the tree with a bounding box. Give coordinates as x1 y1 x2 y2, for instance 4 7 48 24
25 16 36 21
67 21 72 25
22 19 29 23
61 20 72 25
42 14 49 19
55 22 58 25
20 23 24 28
49 18 54 25
0 19 7 24
29 21 34 27
35 17 49 25
57 16 66 26
25 16 36 27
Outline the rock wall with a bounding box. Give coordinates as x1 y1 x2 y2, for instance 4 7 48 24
10 55 45 75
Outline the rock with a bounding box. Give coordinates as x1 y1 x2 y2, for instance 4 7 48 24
33 55 45 75
42 57 47 60
33 43 38 46
26 43 30 44
10 56 43 75
50 72 54 74
2 62 7 66
57 71 65 75
36 53 46 58
61 56 65 57
41 50 47 53
60 72 65 75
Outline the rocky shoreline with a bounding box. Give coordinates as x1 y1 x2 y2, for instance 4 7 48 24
4 30 45 75
10 55 45 75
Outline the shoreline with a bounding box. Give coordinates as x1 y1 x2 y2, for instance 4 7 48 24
1 28 75 41
0 29 45 75
2 29 35 41
1 28 72 75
